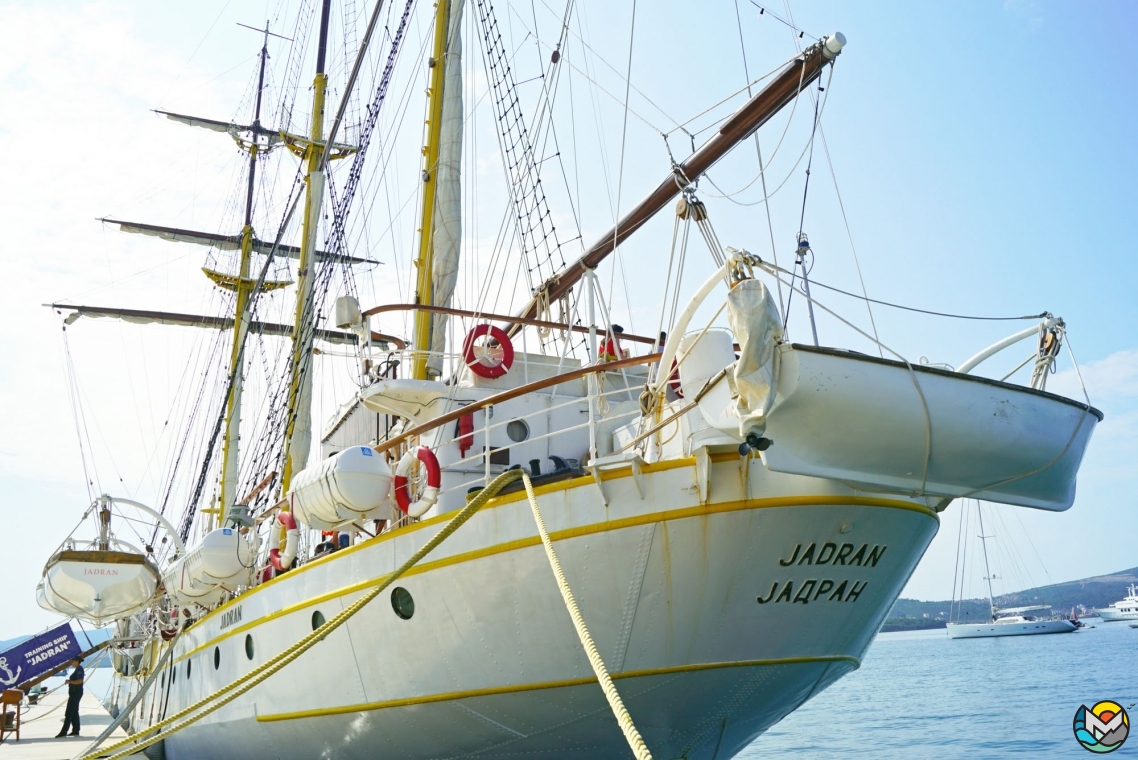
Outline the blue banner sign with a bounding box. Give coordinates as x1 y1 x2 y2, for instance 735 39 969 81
0 623 81 688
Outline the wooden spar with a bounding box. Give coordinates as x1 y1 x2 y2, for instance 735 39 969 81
46 304 406 348
513 35 845 327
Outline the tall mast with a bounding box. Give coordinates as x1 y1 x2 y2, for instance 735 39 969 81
280 0 334 492
410 0 453 381
218 24 271 526
976 502 997 621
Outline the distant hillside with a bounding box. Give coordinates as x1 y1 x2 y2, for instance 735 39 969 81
884 566 1138 631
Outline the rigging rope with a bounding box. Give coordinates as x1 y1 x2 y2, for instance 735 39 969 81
84 468 528 760
474 0 570 295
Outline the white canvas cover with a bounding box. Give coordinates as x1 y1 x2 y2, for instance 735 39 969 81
726 278 783 442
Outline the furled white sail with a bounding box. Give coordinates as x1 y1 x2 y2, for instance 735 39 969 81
426 0 465 378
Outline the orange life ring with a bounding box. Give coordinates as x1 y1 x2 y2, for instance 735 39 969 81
394 446 441 518
463 324 514 378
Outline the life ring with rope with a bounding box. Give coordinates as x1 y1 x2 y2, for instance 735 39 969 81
462 324 514 379
394 446 441 518
269 510 299 572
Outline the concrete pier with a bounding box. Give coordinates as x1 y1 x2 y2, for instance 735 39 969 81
1 691 144 759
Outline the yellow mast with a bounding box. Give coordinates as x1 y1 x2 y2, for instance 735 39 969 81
214 26 274 528
280 0 334 493
410 0 453 381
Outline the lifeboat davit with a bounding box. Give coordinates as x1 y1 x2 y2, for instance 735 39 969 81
37 549 160 627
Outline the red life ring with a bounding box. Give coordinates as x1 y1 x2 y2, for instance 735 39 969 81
270 511 299 572
394 446 442 518
463 324 514 379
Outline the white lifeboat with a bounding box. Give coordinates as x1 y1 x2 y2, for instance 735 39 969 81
36 494 185 626
162 527 256 607
288 445 394 530
37 549 160 626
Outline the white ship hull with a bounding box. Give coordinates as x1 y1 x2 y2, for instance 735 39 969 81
111 456 939 759
946 618 1077 639
1094 608 1138 622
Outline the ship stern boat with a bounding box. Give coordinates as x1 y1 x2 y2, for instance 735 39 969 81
51 10 1101 759
149 253 1095 760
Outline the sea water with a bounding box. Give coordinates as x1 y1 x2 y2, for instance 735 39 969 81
741 618 1138 758
74 620 1137 757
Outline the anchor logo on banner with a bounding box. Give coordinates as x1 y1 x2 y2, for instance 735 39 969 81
0 656 22 686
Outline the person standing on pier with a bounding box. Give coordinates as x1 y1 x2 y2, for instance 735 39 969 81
56 657 84 737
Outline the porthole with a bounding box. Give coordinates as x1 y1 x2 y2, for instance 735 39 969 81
186 659 192 678
160 672 166 688
213 647 220 670
391 587 415 620
506 419 529 443
171 666 176 685
244 634 254 661
311 610 326 630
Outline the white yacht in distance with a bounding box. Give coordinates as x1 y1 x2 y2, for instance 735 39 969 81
1093 585 1138 622
946 501 1077 639
946 605 1076 639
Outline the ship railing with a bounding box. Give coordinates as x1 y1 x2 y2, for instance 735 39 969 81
372 352 660 498
362 344 651 392
423 381 644 502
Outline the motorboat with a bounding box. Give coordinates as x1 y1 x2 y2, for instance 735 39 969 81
1093 584 1138 622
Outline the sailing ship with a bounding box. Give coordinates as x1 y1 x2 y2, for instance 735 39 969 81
1093 585 1138 622
38 2 1101 758
946 501 1078 639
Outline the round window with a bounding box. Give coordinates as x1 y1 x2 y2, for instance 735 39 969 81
311 610 326 630
213 647 220 670
244 634 254 661
160 672 166 688
171 666 176 685
186 659 192 678
506 419 529 442
391 587 415 620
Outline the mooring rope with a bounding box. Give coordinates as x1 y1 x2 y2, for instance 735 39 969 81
84 468 527 760
521 472 653 760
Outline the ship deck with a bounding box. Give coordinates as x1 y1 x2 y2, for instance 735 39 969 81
1 691 143 759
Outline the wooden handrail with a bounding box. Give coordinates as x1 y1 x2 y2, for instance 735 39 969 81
362 303 660 345
373 352 660 455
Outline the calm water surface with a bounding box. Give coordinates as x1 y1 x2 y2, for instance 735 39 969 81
740 618 1138 758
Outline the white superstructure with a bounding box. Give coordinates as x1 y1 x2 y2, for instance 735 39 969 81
1094 585 1138 621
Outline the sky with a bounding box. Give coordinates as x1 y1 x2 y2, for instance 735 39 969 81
1 0 1136 640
